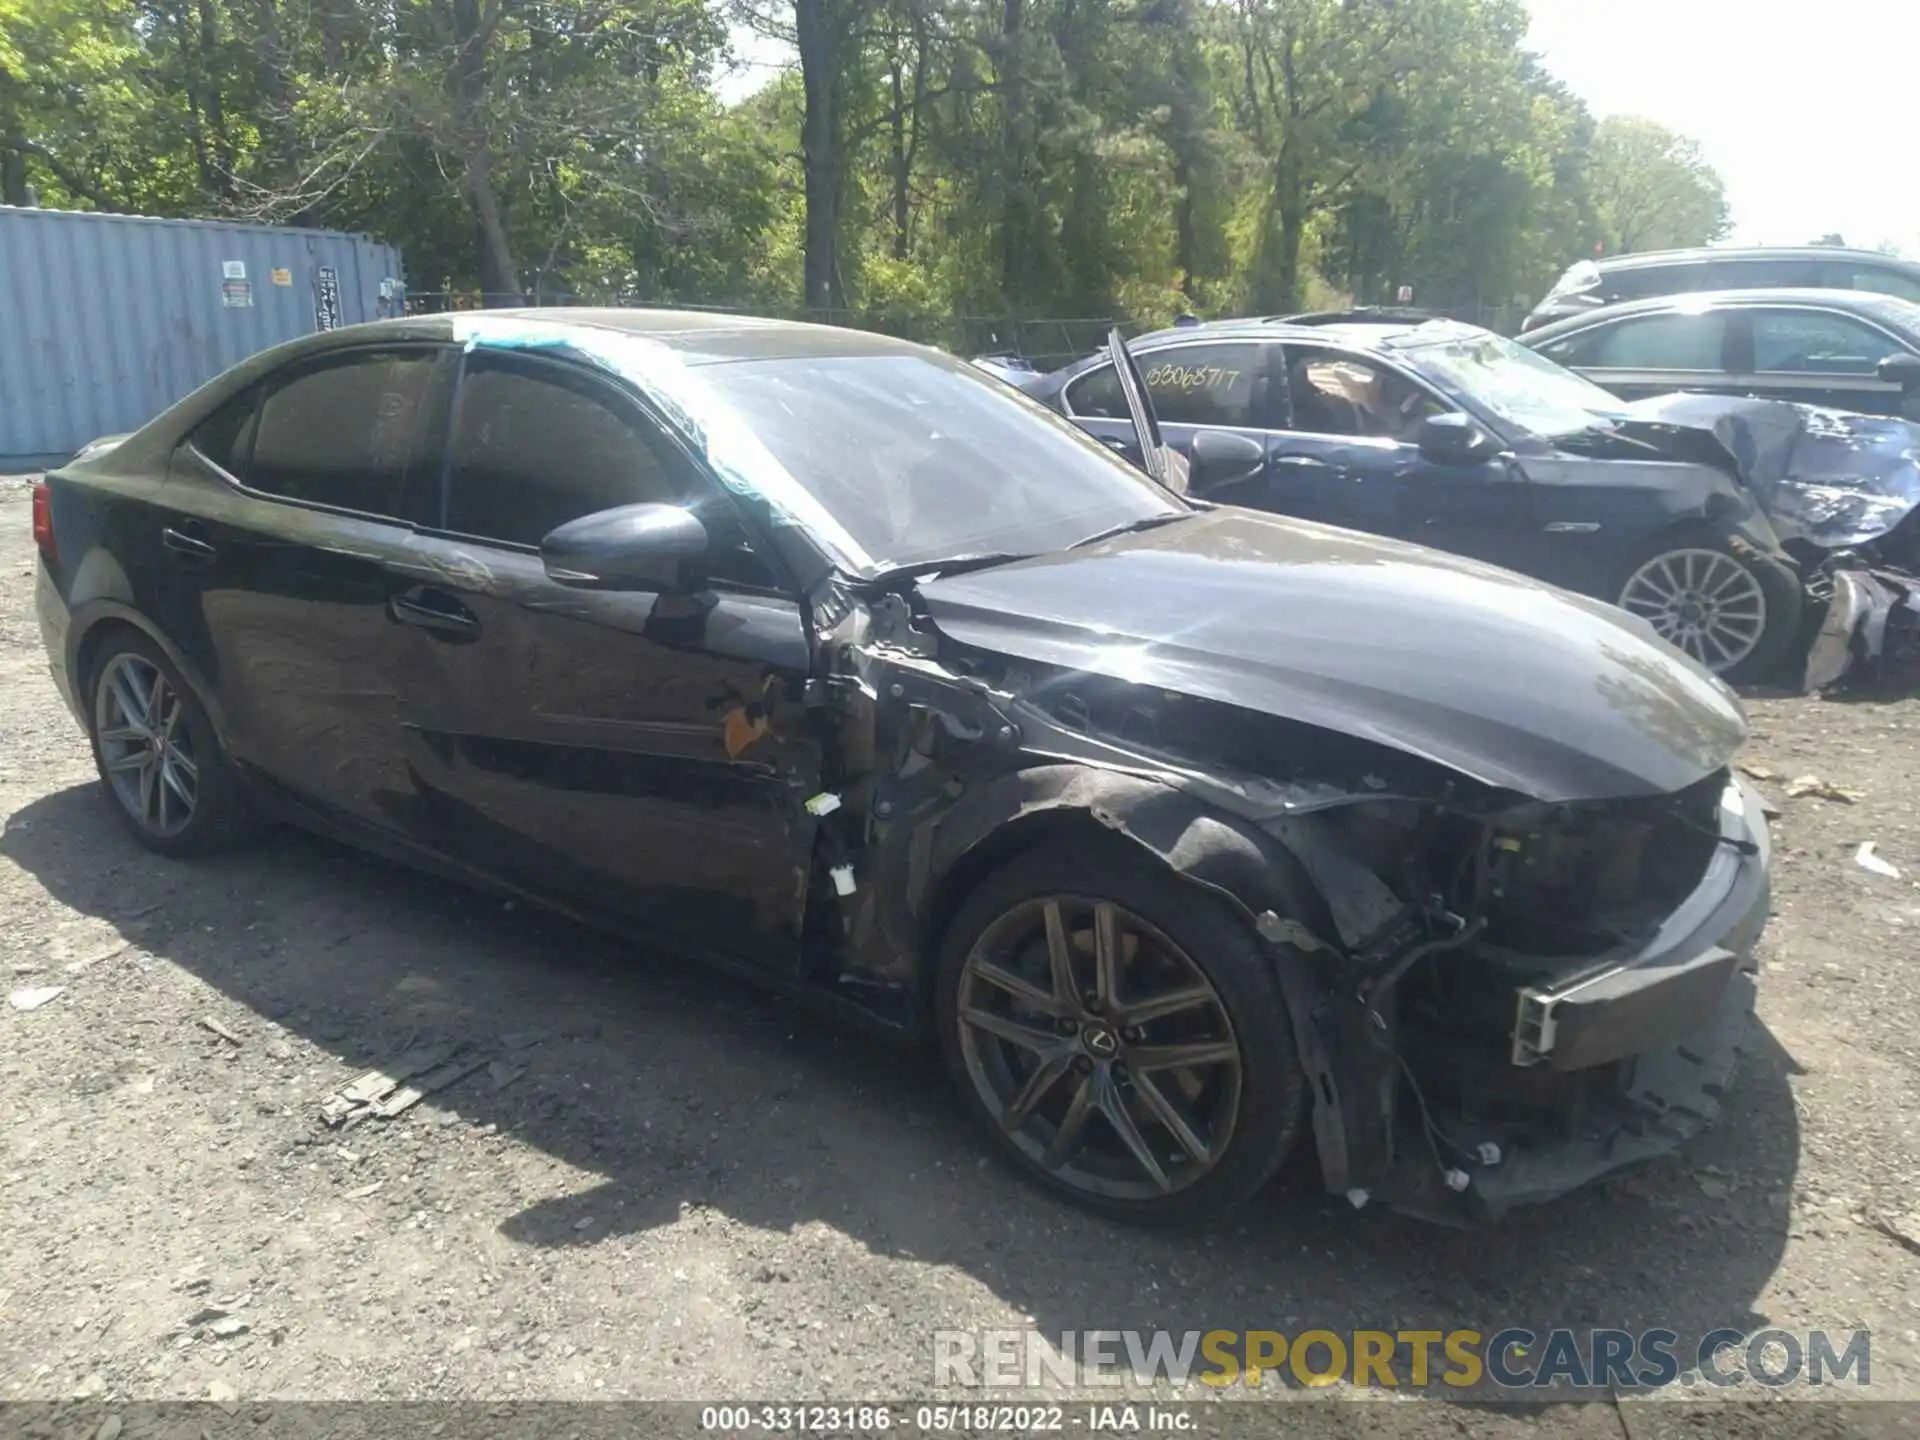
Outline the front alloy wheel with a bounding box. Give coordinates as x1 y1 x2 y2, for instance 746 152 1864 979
955 895 1244 1201
1618 547 1768 672
95 652 198 837
939 843 1308 1222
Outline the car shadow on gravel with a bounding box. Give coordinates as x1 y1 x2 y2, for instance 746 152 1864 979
2 783 1803 1384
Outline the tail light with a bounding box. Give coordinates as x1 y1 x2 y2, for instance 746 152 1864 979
31 483 56 563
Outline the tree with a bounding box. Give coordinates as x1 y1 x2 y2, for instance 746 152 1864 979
1587 114 1729 255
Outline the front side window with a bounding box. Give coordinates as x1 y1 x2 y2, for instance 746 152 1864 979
443 352 779 587
247 349 439 521
1838 266 1920 302
1602 263 1708 302
1542 312 1728 371
1280 349 1446 440
1750 310 1895 375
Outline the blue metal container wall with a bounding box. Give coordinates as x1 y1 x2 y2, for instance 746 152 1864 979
0 206 404 468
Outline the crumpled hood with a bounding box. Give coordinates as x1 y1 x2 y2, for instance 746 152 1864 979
1622 393 1920 550
919 508 1748 802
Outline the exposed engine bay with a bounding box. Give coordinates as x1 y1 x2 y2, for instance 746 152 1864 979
792 569 1769 1223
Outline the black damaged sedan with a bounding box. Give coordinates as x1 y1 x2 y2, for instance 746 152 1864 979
34 311 1771 1224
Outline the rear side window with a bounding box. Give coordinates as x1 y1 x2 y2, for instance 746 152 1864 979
1540 312 1728 370
1600 263 1709 302
1707 257 1824 288
188 388 261 476
247 349 440 521
1066 343 1273 428
1750 310 1896 375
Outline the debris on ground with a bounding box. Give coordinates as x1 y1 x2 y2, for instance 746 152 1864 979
1785 774 1862 802
1738 761 1779 780
1856 842 1902 879
8 984 66 1011
65 940 128 975
198 1014 243 1046
319 1039 495 1127
368 1055 489 1119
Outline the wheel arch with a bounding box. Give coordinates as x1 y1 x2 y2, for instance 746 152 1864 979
909 762 1357 1189
69 604 234 753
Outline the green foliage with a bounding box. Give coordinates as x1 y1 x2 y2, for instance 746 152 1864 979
0 0 1734 332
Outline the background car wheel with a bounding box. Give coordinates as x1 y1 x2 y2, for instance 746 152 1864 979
935 838 1308 1224
86 631 250 857
1615 532 1802 683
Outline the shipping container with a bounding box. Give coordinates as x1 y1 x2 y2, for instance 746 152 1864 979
0 206 404 470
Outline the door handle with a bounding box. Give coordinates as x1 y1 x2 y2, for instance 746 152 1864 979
389 588 480 639
161 524 216 564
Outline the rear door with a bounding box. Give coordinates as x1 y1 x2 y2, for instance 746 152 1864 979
156 344 449 831
1059 337 1281 495
381 346 820 968
1727 305 1913 415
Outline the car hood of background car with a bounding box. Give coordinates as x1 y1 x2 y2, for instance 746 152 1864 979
1622 393 1920 551
918 508 1748 802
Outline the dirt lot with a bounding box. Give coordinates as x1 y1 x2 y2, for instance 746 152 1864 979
2 480 1919 1424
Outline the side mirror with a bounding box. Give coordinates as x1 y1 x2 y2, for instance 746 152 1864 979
541 503 710 593
1188 429 1266 488
1877 352 1920 390
1417 411 1498 464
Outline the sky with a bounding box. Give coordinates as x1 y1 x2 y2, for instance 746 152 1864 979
722 0 1920 255
1523 0 1916 253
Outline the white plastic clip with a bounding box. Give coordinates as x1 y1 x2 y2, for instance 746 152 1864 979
805 792 843 817
829 865 857 896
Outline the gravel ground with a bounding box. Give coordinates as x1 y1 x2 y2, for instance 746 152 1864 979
1 481 1918 1428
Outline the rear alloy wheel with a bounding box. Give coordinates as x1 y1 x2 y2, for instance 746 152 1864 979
86 633 250 857
937 844 1306 1223
1616 540 1800 682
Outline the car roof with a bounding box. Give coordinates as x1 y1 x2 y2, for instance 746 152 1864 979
1586 245 1920 274
310 306 936 363
1123 315 1485 351
1521 288 1920 341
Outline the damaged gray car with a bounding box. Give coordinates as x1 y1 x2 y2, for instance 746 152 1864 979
36 311 1771 1225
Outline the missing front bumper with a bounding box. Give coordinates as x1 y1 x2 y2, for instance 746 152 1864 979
1352 778 1773 1223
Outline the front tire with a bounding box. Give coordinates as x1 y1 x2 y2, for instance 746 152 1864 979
86 631 250 857
935 839 1308 1224
1615 531 1802 683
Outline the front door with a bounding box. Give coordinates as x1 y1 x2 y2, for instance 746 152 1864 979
1263 345 1538 570
381 347 820 969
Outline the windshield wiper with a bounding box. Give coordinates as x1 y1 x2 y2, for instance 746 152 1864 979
1067 512 1192 550
857 551 1036 589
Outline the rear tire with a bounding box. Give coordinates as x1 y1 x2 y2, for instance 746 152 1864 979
1615 530 1802 684
85 631 251 857
935 838 1307 1225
